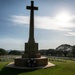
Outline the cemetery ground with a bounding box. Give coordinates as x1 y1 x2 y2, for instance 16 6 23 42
0 55 75 75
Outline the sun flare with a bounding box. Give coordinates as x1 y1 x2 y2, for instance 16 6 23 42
55 11 71 23
54 11 72 28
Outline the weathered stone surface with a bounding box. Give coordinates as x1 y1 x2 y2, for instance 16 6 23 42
25 43 38 53
6 62 55 69
22 53 41 58
22 42 41 58
15 57 48 67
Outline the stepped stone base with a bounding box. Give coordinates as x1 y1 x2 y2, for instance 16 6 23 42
22 53 41 58
6 62 55 69
14 57 48 67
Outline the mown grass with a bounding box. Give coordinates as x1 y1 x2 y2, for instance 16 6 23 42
0 60 75 75
0 62 9 70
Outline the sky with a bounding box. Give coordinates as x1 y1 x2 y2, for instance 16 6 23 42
0 0 75 50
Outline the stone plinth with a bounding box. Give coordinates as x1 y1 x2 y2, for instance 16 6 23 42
22 42 41 58
14 57 48 67
6 62 55 69
25 43 38 53
22 53 41 58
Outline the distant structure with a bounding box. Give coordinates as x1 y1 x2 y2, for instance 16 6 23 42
7 1 55 69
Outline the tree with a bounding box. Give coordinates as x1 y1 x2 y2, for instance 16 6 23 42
0 48 8 55
56 50 63 56
72 45 75 57
56 44 72 57
62 45 70 57
9 50 22 55
48 49 55 56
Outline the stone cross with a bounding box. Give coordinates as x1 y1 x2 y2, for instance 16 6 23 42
22 1 40 58
26 1 38 43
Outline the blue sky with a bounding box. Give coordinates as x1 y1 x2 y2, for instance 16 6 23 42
0 0 75 50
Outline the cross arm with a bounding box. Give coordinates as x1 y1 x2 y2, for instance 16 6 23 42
26 6 38 10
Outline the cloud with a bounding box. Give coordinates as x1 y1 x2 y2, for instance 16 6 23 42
10 15 29 26
34 16 74 31
65 32 75 36
10 15 75 36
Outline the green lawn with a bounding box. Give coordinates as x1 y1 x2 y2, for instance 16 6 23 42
0 60 75 75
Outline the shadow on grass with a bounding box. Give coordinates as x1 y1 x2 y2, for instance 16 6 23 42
0 67 36 75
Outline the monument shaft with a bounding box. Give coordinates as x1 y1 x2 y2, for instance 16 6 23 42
26 1 38 43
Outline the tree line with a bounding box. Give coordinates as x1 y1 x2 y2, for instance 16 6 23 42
39 44 75 57
0 44 75 57
0 48 22 55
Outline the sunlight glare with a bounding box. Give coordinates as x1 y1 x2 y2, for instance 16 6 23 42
55 11 71 23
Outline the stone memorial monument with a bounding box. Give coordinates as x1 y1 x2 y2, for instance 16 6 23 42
7 1 55 69
22 0 41 58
